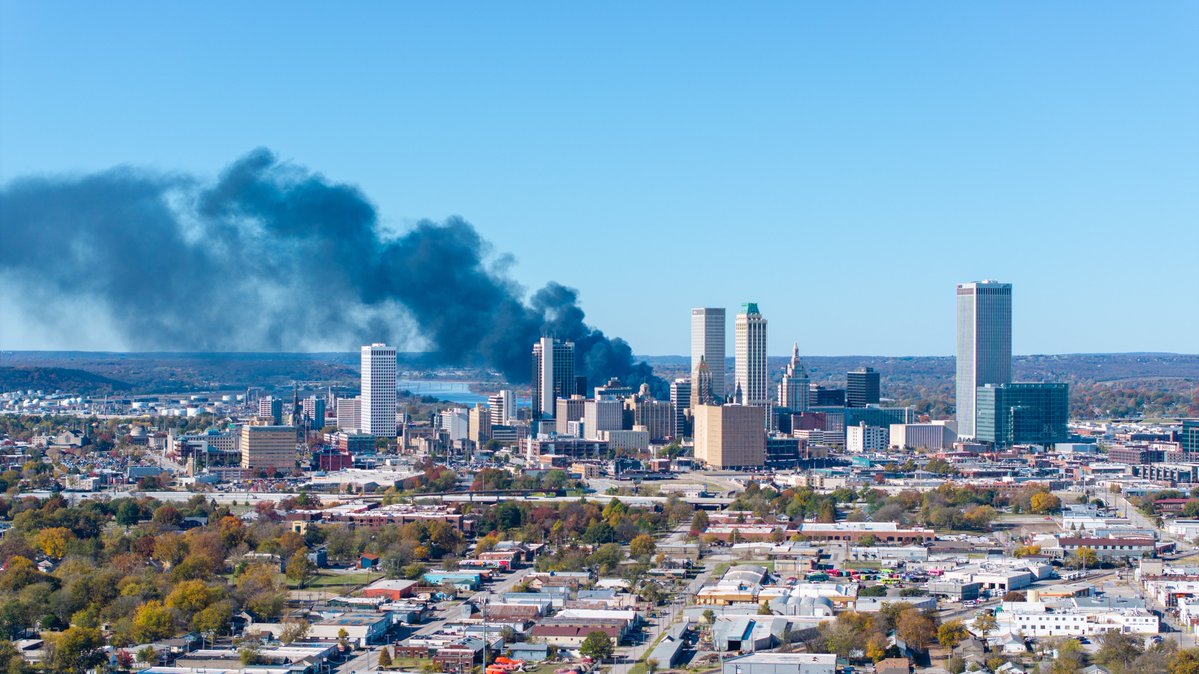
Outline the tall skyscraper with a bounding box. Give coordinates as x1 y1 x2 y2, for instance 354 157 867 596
846 367 881 408
361 343 397 437
778 343 810 412
691 308 726 399
956 281 1012 439
735 303 768 407
532 337 575 419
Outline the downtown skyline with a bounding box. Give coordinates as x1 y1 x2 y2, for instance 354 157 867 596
2 4 1198 357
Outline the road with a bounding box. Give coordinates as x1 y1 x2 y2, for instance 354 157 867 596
609 555 723 674
336 567 533 673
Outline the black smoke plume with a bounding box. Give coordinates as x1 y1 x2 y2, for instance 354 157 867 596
0 149 665 395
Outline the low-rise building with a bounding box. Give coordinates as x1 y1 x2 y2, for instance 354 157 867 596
722 653 837 674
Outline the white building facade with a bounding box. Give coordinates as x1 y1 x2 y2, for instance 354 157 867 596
955 281 1012 439
691 308 726 400
360 344 397 437
735 303 768 407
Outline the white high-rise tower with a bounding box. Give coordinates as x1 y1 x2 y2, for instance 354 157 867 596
955 281 1012 439
735 303 768 407
691 308 726 399
360 343 397 437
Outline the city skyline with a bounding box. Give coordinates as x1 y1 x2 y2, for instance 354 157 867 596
2 4 1198 357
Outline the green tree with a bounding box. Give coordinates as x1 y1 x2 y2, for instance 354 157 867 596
115 500 142 526
378 646 394 668
286 550 316 588
580 631 614 661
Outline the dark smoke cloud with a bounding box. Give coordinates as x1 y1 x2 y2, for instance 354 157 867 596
0 149 665 394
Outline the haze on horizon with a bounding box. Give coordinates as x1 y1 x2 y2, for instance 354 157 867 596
1 3 1196 358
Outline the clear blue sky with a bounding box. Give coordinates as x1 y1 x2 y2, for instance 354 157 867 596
2 2 1196 356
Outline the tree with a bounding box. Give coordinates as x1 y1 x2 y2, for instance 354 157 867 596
286 550 316 588
1002 591 1027 602
47 627 105 674
1050 638 1084 674
1094 630 1144 671
279 618 311 645
866 634 889 663
192 601 233 637
36 527 74 558
580 631 614 661
938 619 969 653
690 510 709 535
1074 546 1099 570
1013 545 1042 558
1031 492 1062 514
1171 648 1199 674
896 609 937 651
630 534 656 559
115 500 142 526
133 600 176 642
819 619 859 658
166 579 219 614
137 646 158 664
702 609 716 625
378 646 394 668
925 458 957 475
972 611 998 639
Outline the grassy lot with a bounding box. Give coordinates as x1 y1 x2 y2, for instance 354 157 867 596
304 571 376 588
712 560 775 576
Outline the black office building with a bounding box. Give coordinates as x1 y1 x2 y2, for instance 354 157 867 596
846 367 881 408
809 384 846 407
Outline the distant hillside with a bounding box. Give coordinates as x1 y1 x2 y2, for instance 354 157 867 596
0 366 131 394
641 353 1199 419
640 353 1199 384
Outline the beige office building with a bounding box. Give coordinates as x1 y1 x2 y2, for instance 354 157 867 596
241 424 297 474
693 404 766 469
469 404 492 444
555 395 587 435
